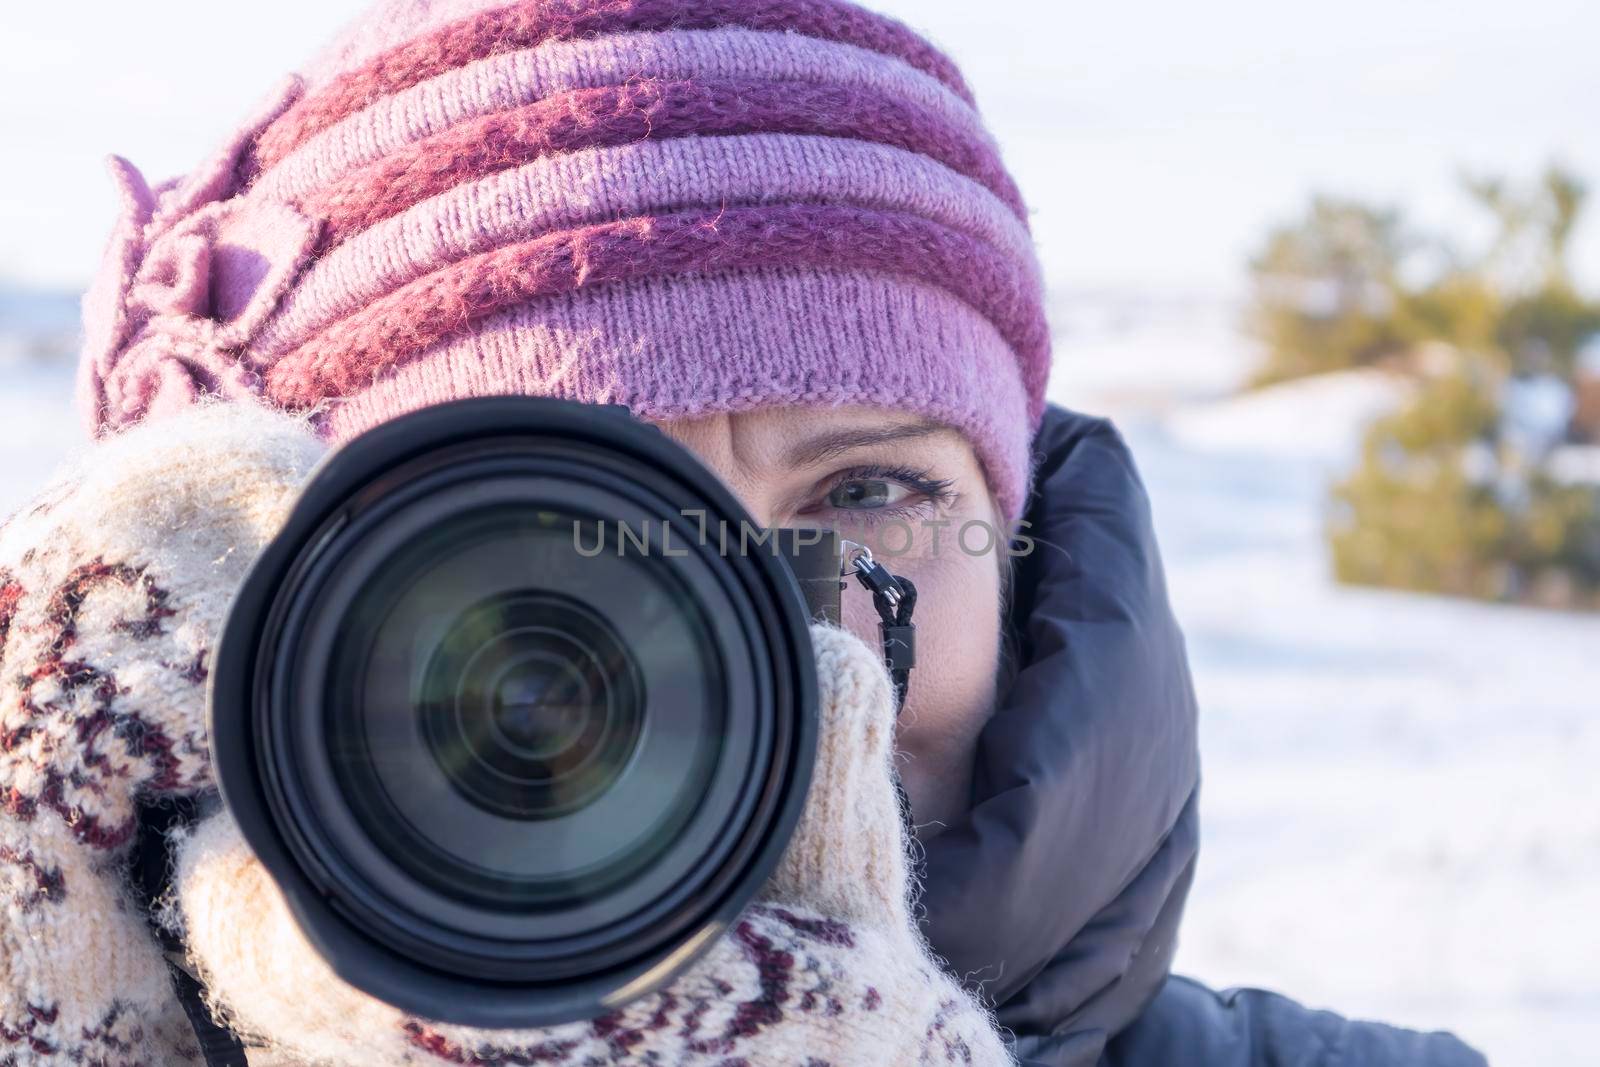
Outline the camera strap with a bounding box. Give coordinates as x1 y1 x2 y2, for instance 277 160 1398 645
134 797 252 1067
843 544 918 713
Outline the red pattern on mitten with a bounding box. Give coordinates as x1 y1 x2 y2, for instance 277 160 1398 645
0 406 325 1065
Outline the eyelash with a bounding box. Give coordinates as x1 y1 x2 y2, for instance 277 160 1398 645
813 464 957 523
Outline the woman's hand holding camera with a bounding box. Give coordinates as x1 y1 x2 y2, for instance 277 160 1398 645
0 407 1010 1066
0 406 324 1064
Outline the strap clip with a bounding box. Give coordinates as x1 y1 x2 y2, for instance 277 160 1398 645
841 542 918 714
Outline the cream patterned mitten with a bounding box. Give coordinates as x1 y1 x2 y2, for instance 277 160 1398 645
1 405 1012 1066
0 405 325 1065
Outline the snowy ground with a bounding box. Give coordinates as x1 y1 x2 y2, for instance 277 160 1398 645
3 311 1596 1063
1053 307 1600 1066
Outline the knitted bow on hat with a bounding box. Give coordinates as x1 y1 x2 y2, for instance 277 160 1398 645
0 405 1012 1066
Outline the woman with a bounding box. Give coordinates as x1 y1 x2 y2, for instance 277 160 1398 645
0 1 1486 1064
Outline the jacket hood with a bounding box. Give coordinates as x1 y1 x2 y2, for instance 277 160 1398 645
920 405 1202 1066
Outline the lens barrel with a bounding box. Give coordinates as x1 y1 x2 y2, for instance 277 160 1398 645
209 398 819 1028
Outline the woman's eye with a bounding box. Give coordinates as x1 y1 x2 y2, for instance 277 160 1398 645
826 479 913 510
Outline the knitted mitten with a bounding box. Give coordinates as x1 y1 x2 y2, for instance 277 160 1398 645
0 405 325 1065
174 620 1011 1066
2 405 1012 1066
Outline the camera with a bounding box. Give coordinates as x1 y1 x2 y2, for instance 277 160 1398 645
209 397 843 1028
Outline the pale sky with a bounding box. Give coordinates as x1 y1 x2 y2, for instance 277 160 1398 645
4 0 1598 296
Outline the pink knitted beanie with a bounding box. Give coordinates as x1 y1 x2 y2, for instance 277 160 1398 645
77 0 1050 521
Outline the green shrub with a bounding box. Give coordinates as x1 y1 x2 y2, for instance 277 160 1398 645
1253 167 1600 609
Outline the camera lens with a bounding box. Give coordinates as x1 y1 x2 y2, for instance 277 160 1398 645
314 499 727 915
420 591 640 821
211 398 819 1029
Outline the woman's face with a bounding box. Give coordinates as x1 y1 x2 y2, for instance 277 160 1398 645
653 405 1006 834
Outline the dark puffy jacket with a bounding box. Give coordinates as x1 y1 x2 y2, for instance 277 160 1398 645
919 406 1488 1067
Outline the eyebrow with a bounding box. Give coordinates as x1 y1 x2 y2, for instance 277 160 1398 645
782 418 958 468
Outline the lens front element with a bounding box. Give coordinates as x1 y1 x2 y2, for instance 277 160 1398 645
315 499 731 920
422 591 641 822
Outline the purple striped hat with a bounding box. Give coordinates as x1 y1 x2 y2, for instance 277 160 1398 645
78 0 1051 522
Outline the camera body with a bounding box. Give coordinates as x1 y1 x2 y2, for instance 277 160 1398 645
210 397 829 1028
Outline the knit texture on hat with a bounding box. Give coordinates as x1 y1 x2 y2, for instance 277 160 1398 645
0 406 1012 1065
77 0 1051 522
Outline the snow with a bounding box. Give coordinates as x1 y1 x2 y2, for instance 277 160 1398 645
1164 367 1415 465
1502 374 1578 460
4 309 1597 1063
1054 306 1600 1066
0 360 84 517
1549 445 1600 487
1124 415 1599 1063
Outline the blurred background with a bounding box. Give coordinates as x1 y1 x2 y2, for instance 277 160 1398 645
3 2 1597 1062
